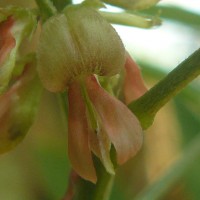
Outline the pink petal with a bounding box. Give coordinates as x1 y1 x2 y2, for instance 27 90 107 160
0 17 16 66
86 75 143 165
123 53 148 104
68 81 97 183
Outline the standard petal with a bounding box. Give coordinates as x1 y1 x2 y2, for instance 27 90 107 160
68 81 97 183
86 75 143 165
123 53 148 104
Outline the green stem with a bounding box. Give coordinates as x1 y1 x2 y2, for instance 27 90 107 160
50 0 72 11
99 11 161 28
73 157 114 200
35 0 57 22
129 48 200 129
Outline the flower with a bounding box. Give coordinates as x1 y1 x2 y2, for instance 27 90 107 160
0 6 37 94
0 58 42 154
37 5 143 183
0 7 40 153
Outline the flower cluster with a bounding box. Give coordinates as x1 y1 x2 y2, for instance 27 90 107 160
0 1 150 183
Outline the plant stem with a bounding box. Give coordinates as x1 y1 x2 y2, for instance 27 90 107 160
73 157 114 200
35 0 57 22
129 48 200 129
99 11 161 28
50 0 72 11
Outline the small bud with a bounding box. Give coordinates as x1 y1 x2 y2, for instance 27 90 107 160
103 0 160 10
0 6 37 94
37 5 125 92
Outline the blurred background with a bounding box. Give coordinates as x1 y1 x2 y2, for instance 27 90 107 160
0 0 200 199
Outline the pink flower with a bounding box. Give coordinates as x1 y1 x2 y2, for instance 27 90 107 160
37 5 144 183
0 6 37 94
0 61 41 154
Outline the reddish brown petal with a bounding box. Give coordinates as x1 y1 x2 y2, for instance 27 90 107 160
0 16 16 66
86 75 143 165
123 53 148 104
68 81 97 183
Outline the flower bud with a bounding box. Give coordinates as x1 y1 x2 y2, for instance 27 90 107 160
0 6 37 94
0 61 42 154
37 5 125 92
103 0 160 10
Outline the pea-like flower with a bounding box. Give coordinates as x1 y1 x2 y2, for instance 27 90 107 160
37 5 143 183
0 7 41 154
0 6 37 94
0 59 42 154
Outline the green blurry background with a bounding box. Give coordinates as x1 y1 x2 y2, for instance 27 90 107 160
0 0 200 199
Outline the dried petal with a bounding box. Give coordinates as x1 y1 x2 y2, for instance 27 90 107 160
86 75 143 165
123 53 148 104
68 81 97 183
37 5 125 92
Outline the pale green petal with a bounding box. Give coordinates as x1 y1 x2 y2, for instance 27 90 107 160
37 5 125 92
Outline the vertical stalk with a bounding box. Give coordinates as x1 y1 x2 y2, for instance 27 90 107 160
129 48 200 129
35 0 57 22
